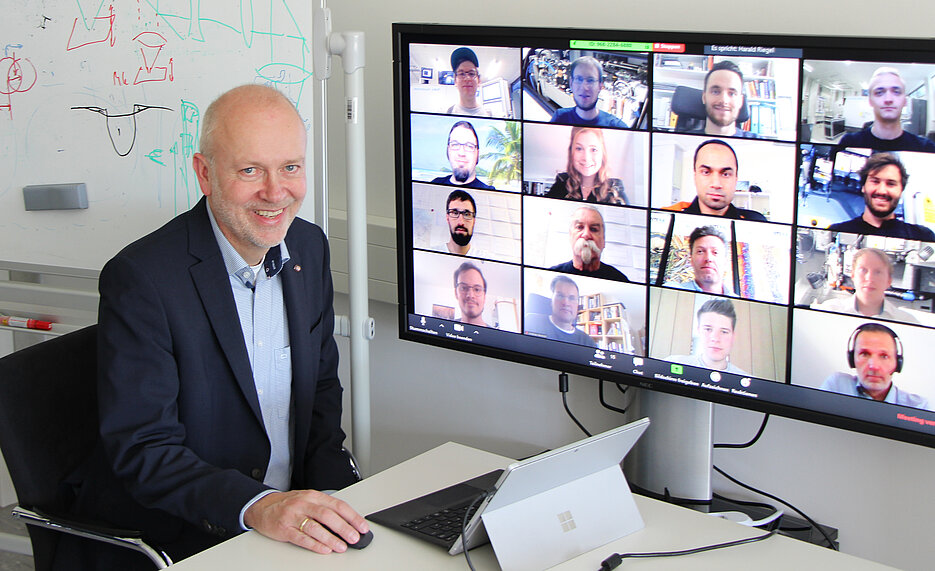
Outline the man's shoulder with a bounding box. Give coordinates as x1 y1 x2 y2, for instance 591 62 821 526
597 263 629 282
550 107 578 124
549 260 576 272
596 110 627 128
727 204 767 221
827 216 864 232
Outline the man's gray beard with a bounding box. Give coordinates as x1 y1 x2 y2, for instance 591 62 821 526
574 238 602 265
452 166 473 183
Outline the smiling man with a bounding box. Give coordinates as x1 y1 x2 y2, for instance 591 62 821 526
838 67 935 152
664 139 767 221
550 56 627 128
665 225 735 296
814 247 918 323
445 47 493 117
828 152 935 240
431 120 495 190
821 323 928 408
685 60 757 139
72 84 368 568
665 298 747 374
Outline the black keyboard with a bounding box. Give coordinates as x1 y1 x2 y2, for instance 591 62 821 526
401 501 480 544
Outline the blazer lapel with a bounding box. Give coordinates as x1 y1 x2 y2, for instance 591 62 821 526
187 199 264 426
280 245 314 461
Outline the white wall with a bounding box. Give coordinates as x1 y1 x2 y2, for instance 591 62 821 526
325 2 935 570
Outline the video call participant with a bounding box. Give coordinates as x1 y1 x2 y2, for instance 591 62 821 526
683 61 758 139
430 121 496 190
69 85 368 568
827 152 935 240
820 323 928 408
838 67 935 153
550 56 627 128
430 189 490 257
549 206 629 281
665 298 747 374
546 127 628 205
453 261 488 327
524 275 597 347
663 139 767 221
664 225 735 296
445 47 493 117
813 247 918 323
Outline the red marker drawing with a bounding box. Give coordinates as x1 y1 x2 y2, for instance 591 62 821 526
0 316 52 330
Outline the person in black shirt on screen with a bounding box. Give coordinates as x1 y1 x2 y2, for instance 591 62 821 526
838 67 935 153
828 152 935 240
549 206 629 281
430 121 496 190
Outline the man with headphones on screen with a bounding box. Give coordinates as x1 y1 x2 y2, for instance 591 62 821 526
819 322 929 409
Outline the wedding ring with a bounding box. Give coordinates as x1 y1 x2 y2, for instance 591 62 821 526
299 517 310 534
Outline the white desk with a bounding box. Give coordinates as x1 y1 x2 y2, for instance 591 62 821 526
170 442 896 570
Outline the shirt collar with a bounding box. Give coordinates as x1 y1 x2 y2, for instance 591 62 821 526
205 203 291 288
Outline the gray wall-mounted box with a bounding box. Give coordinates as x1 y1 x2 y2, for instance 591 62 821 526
23 183 88 211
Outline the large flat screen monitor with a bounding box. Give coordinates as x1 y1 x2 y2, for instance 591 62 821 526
393 23 935 449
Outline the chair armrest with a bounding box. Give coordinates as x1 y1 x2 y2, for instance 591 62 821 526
12 506 172 569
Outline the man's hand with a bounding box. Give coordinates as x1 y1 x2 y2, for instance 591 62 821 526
244 490 369 554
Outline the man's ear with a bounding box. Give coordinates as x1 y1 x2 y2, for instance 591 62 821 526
192 153 212 197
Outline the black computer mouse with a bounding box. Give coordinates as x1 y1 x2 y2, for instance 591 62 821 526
347 529 374 549
321 524 374 549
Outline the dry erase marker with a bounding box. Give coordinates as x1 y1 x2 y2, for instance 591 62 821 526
0 316 53 330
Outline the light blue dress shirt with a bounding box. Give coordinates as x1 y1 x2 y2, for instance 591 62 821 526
206 208 293 526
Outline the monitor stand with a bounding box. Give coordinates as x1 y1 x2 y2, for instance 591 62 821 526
623 389 713 504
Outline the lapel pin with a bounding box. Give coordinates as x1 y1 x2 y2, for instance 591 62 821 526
294 265 301 272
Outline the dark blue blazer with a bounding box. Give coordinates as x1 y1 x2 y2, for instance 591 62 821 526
76 198 354 561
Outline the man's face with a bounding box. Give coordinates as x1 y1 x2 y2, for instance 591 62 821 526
447 126 479 183
853 330 898 401
697 311 734 365
551 281 580 328
693 144 738 215
446 198 475 247
702 69 744 128
572 130 603 178
868 73 907 123
852 253 891 308
862 164 904 220
455 268 486 321
569 208 605 265
454 60 480 102
197 100 307 265
690 235 726 290
570 63 602 113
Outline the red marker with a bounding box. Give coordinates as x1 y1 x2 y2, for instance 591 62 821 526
1 316 53 330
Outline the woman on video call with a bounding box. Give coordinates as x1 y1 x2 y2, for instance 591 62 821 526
546 126 628 205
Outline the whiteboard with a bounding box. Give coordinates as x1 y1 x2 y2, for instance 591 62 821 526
0 1 316 271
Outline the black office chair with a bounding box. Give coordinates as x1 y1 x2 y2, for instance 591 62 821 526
670 85 749 133
0 326 171 570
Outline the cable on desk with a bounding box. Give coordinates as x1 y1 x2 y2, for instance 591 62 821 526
710 414 837 550
597 530 776 571
461 490 493 571
712 465 837 550
558 372 592 437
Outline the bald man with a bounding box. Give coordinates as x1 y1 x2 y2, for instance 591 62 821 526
71 85 367 568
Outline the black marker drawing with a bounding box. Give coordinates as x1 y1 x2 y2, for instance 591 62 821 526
72 103 172 156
